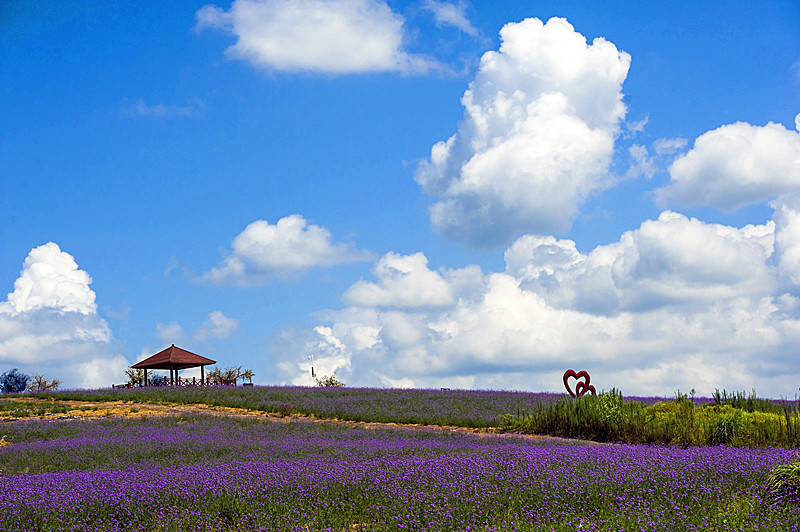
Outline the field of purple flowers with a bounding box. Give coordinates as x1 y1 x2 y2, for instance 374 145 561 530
1 409 799 531
26 386 574 427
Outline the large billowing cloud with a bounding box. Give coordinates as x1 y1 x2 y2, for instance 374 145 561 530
415 17 630 246
342 252 483 308
657 121 800 210
506 212 775 315
195 0 437 74
202 214 373 285
273 197 800 396
0 243 128 388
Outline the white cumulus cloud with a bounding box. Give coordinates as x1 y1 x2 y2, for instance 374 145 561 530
6 242 97 315
342 252 483 308
272 198 800 396
0 243 128 388
508 212 776 315
196 0 438 74
657 121 800 210
415 17 630 246
277 325 352 386
202 214 373 285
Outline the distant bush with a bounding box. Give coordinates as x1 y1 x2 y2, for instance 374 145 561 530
125 367 146 387
207 366 254 386
316 374 345 387
27 373 60 392
0 368 31 394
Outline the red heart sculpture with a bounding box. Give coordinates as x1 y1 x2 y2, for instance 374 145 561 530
563 369 596 398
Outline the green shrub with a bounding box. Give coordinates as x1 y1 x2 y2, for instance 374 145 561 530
707 408 743 446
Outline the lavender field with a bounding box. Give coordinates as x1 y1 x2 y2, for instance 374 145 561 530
25 386 571 428
1 406 799 531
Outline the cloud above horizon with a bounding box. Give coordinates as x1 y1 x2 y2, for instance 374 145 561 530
0 243 128 388
196 0 439 74
415 17 630 246
202 214 373 285
342 252 484 308
657 120 800 210
273 196 800 396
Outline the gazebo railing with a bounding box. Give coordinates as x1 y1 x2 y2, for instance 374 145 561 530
138 376 240 387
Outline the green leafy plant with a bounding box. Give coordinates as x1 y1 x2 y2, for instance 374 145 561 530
765 459 800 507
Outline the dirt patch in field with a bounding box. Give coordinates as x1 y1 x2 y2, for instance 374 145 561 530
0 397 593 445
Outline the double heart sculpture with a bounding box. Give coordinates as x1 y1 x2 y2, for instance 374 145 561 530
563 369 596 398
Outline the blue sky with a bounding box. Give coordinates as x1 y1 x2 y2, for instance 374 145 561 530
2 0 800 396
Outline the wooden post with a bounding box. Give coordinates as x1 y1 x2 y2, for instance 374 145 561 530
144 368 148 387
201 365 205 386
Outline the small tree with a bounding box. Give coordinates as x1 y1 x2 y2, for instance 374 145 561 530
316 374 345 387
124 367 146 387
207 365 254 386
27 374 60 392
0 368 31 394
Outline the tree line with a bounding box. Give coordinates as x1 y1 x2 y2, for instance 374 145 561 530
0 368 60 393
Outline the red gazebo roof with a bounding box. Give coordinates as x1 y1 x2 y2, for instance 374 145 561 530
132 344 216 370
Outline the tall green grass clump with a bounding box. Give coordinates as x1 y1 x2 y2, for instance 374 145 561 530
501 388 654 442
766 458 800 507
712 388 784 413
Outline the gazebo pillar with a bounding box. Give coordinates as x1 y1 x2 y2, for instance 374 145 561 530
144 368 148 387
201 365 205 386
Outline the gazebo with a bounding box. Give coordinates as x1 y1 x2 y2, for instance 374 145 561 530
132 344 216 386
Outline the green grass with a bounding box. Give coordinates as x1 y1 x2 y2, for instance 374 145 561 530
0 399 73 418
503 389 800 447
